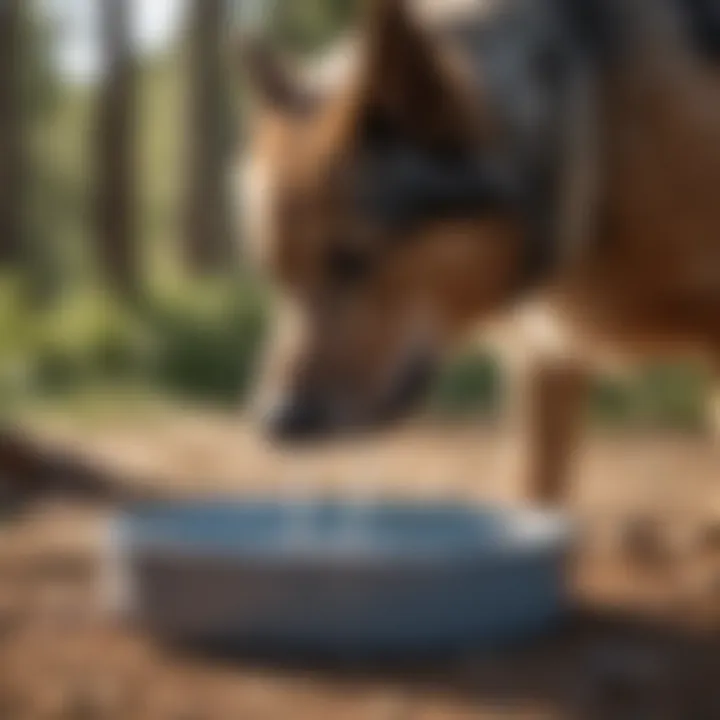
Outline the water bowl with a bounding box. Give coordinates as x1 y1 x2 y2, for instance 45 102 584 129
105 500 573 656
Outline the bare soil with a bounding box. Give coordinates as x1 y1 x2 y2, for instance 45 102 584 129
0 416 718 719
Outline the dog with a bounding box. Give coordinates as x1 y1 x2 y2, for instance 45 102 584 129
238 0 720 504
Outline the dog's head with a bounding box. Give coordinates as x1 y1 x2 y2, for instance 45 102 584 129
240 0 530 441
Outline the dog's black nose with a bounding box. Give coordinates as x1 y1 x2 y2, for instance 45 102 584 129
265 400 328 443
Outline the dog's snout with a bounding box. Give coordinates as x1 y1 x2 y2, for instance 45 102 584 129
264 399 328 443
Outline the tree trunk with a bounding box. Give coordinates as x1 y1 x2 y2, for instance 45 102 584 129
184 0 233 274
0 0 23 266
96 0 137 297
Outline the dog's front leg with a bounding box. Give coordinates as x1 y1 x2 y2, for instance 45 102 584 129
708 376 720 441
503 359 589 506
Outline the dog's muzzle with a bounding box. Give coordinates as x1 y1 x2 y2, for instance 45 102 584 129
263 355 437 444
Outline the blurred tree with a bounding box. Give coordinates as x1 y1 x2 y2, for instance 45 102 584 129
184 0 234 275
0 0 24 266
23 1 65 303
96 0 138 297
0 3 83 486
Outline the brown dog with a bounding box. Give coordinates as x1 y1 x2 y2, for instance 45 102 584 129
239 0 720 504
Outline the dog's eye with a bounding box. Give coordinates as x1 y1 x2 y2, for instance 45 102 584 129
326 246 373 285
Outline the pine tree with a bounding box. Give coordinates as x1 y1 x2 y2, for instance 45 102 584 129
96 0 138 296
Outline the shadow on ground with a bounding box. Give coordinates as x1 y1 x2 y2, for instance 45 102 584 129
177 607 720 719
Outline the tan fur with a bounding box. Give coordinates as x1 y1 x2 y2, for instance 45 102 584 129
547 17 720 353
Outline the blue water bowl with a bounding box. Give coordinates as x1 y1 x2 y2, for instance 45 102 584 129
105 500 573 655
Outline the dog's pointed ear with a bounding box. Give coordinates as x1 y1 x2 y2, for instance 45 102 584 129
356 0 474 151
238 36 313 116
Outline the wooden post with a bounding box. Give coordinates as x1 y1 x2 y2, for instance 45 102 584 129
0 0 23 266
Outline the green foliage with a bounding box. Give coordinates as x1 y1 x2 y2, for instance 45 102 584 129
31 292 148 391
142 279 267 404
0 278 267 410
431 353 501 418
0 283 145 402
592 365 708 432
628 363 708 431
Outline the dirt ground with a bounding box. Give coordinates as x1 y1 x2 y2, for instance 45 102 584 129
0 415 719 719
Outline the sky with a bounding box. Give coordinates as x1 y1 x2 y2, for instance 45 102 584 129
41 0 188 83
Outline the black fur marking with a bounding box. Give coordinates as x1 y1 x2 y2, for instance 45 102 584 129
682 0 720 62
554 0 624 65
358 150 520 233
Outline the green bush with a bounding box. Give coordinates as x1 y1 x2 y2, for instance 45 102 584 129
144 280 267 404
430 353 501 418
0 278 267 408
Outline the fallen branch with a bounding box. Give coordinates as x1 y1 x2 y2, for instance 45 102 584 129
0 428 163 506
